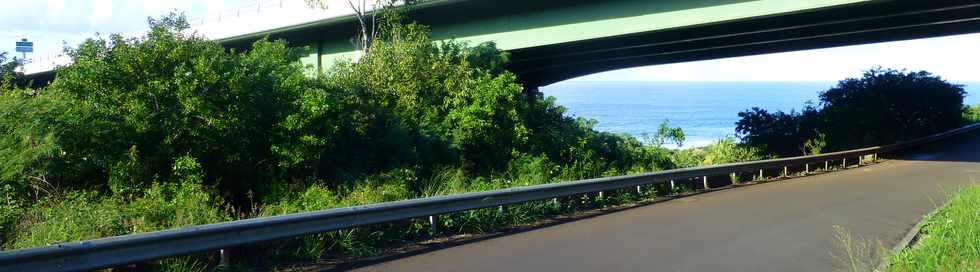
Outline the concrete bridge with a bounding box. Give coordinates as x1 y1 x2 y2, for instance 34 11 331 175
24 0 980 88
221 0 980 87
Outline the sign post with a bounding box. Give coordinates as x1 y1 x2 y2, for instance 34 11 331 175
15 38 32 72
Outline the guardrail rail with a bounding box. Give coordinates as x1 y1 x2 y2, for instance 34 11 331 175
2 123 979 272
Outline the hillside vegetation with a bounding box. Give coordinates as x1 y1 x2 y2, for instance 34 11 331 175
735 68 968 157
0 13 762 269
0 11 973 271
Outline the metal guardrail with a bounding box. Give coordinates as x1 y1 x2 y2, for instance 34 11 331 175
2 123 979 272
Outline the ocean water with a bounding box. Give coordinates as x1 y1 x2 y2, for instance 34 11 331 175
541 81 980 148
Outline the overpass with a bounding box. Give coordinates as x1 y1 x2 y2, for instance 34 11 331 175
22 0 980 88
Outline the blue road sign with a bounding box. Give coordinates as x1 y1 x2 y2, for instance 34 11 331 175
15 39 33 53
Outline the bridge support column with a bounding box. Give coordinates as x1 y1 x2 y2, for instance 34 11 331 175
524 86 540 106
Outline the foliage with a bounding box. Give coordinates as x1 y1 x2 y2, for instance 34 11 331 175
735 105 822 157
671 138 765 168
6 179 229 250
965 104 980 123
0 11 775 268
819 68 965 149
0 14 315 203
888 186 980 271
0 52 21 88
737 68 966 157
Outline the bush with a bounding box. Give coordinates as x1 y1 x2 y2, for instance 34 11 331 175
672 138 764 168
737 68 966 157
0 52 21 88
1 14 316 203
965 104 980 123
6 179 228 250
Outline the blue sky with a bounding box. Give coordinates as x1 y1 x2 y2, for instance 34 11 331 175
4 0 980 83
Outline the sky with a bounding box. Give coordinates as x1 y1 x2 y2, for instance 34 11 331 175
3 0 980 83
1 0 236 62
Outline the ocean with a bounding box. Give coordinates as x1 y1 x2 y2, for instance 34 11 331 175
540 81 980 148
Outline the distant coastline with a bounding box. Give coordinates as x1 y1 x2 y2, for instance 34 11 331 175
542 81 980 148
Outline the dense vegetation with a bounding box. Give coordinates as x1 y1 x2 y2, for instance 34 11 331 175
0 52 21 86
966 104 980 123
3 10 974 271
0 13 762 269
736 68 969 157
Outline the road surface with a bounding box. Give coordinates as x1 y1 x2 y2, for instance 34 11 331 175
355 132 980 272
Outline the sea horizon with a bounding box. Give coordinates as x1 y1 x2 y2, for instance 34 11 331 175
542 80 980 148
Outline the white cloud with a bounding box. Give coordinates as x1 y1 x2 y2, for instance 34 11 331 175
46 0 67 24
572 32 980 83
90 0 113 28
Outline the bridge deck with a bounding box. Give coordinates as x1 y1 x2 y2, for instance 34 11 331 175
354 132 980 271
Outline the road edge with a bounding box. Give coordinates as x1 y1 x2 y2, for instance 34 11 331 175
876 197 953 271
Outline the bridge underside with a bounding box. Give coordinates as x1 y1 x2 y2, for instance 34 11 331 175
21 1 980 89
508 1 980 87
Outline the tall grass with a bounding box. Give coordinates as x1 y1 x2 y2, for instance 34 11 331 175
888 186 980 271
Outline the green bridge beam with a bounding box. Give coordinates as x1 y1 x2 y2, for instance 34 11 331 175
24 0 980 88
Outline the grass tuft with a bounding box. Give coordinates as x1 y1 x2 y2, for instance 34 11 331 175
888 186 980 272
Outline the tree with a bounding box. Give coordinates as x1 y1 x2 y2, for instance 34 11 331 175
0 52 22 88
735 106 821 157
305 0 404 54
736 68 966 157
818 68 965 149
0 14 318 203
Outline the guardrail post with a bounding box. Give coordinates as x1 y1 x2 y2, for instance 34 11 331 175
598 191 604 198
805 163 809 174
731 172 737 185
636 185 642 194
669 180 676 194
783 166 788 177
842 158 847 168
219 248 230 268
702 176 709 189
429 215 438 234
758 169 763 180
873 153 877 162
825 161 829 170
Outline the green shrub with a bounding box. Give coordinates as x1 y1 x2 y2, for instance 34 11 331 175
965 104 980 123
738 68 966 157
3 14 317 202
672 138 764 168
8 191 126 249
8 179 229 250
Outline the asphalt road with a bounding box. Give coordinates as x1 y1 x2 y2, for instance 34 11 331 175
355 133 980 272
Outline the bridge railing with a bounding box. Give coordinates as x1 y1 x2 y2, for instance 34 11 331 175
2 123 979 272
